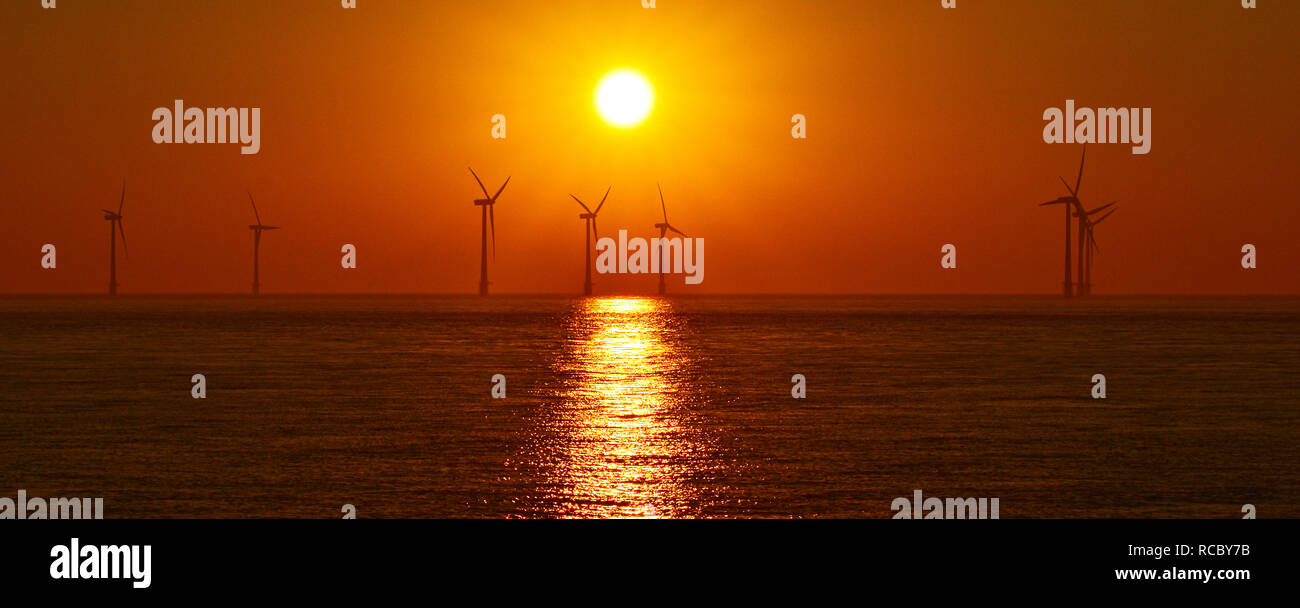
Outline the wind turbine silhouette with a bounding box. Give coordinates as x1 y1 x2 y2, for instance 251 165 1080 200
1080 206 1117 295
247 193 280 295
570 187 609 296
1041 145 1120 296
469 168 509 296
1040 145 1089 297
654 184 687 295
102 182 128 295
1056 147 1117 296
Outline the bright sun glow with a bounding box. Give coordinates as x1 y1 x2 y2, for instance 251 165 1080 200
595 70 654 128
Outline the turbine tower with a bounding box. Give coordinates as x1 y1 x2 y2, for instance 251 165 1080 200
101 182 128 295
1039 194 1075 298
1039 145 1088 297
570 187 609 296
654 184 687 296
247 193 280 295
469 168 509 296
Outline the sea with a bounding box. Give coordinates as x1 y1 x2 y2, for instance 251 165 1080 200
1 295 1296 518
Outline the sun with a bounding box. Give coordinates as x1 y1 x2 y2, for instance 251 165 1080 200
595 69 654 128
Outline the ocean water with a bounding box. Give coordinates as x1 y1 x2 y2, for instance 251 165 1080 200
0 295 1296 518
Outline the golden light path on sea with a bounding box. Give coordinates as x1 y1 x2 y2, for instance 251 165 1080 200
546 297 696 518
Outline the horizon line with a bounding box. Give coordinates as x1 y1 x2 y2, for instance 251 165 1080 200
1 292 1296 298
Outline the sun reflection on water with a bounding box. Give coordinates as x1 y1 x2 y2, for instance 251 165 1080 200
527 296 706 518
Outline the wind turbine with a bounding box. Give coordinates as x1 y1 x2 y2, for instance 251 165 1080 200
247 193 280 295
102 182 128 295
1080 206 1117 295
1052 144 1117 296
469 168 509 296
653 184 687 295
1040 145 1100 297
570 187 609 296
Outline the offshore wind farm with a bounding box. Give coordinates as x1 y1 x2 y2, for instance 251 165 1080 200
1 0 1297 526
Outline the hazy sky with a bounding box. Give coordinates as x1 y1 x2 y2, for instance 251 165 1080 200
2 0 1296 294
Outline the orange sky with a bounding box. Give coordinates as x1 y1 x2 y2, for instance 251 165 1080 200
2 0 1296 294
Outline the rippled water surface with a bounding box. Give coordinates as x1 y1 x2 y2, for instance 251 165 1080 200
1 295 1296 518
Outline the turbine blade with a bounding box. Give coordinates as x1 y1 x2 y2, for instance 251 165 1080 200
1074 144 1087 196
1058 176 1076 197
468 167 490 198
117 219 128 258
594 186 610 215
667 224 686 237
248 192 262 225
591 217 599 242
492 176 510 201
489 204 496 260
118 181 125 215
1087 201 1116 215
658 183 668 223
570 194 592 214
1092 209 1116 225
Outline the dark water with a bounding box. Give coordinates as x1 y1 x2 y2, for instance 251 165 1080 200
1 295 1296 518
